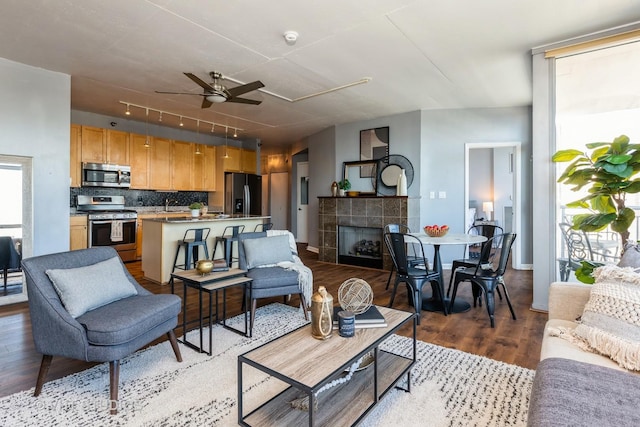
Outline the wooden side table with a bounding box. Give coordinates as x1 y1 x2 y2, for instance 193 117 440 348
171 268 253 355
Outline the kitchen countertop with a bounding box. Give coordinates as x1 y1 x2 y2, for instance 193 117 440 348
144 214 270 223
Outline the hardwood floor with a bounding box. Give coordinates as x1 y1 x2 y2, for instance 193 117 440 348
0 247 546 399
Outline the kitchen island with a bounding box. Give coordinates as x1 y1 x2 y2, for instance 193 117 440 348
141 214 270 284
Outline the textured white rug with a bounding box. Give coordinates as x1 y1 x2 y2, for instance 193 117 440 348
0 303 533 426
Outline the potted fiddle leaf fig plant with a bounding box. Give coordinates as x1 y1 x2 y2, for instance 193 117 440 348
553 134 640 281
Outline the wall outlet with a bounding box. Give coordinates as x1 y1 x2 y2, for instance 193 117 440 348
439 191 446 199
429 191 435 199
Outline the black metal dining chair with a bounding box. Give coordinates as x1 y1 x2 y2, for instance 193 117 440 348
0 236 22 293
448 233 517 327
385 231 443 324
383 224 421 290
446 223 504 297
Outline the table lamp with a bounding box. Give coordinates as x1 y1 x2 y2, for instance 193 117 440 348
483 201 494 221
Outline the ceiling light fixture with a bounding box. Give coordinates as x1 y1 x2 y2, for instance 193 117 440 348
223 126 230 159
233 128 238 138
144 108 150 148
117 101 246 134
179 116 184 127
125 104 131 116
195 120 201 155
206 93 227 103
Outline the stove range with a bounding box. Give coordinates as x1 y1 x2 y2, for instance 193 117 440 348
77 195 138 219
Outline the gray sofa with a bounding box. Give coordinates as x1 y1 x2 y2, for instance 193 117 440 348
527 282 640 426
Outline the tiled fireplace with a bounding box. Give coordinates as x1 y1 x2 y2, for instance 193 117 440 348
318 196 418 270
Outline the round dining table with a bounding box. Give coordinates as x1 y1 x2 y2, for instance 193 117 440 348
408 232 488 313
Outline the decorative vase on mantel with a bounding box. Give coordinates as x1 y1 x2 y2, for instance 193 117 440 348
396 169 407 196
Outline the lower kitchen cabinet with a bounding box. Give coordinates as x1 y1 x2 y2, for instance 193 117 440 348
69 215 88 250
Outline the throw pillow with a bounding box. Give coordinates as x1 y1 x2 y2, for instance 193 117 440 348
243 235 293 269
46 256 138 318
618 242 640 269
568 264 640 370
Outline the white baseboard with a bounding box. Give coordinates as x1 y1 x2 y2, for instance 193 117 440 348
306 245 319 253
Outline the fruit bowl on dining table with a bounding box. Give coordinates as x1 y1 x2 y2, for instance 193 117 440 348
424 224 449 237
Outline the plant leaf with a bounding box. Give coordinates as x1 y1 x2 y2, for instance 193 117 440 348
552 149 584 162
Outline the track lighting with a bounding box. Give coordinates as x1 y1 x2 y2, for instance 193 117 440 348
117 101 244 136
223 127 230 159
144 108 150 148
195 120 201 155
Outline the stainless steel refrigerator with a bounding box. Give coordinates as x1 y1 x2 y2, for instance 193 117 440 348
224 172 262 215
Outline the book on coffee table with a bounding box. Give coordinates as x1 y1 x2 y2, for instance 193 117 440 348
212 259 229 272
332 305 387 328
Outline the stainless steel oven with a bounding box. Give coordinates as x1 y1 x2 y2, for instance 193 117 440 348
77 195 137 262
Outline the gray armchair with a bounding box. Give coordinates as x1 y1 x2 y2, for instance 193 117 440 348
238 231 310 331
22 247 182 414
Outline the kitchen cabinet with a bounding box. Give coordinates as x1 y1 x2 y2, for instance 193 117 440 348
69 215 87 250
130 133 150 189
149 137 172 190
70 124 82 187
241 149 257 174
172 140 194 190
222 146 241 171
203 145 217 190
80 126 106 163
105 129 130 165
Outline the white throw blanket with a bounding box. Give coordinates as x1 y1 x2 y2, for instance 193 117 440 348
267 229 313 307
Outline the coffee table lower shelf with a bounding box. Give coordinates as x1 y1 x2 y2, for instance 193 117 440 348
241 350 412 427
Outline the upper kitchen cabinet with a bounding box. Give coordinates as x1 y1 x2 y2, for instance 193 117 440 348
222 146 241 171
80 126 106 163
130 133 150 189
105 129 130 165
241 149 257 174
203 145 217 190
149 137 172 190
172 139 194 191
70 124 82 187
79 126 130 165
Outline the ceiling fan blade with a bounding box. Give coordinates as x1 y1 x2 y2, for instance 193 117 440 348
225 80 264 98
226 96 262 105
201 97 213 109
155 90 204 96
184 72 214 91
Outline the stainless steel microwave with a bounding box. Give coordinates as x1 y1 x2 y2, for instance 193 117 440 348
82 162 131 188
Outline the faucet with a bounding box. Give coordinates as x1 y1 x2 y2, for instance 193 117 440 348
164 198 178 212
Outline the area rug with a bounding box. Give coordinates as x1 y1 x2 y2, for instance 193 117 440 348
0 303 533 426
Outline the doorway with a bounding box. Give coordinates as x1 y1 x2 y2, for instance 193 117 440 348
296 162 309 243
0 155 32 305
464 142 522 269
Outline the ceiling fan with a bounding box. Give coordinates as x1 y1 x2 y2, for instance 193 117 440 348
155 72 264 108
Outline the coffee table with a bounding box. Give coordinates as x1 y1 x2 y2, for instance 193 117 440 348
171 268 252 355
238 306 416 426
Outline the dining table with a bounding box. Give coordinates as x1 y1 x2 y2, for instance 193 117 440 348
408 232 488 313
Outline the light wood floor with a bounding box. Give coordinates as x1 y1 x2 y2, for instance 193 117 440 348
0 247 546 398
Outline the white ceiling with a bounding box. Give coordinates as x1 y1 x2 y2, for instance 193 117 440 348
1 0 639 148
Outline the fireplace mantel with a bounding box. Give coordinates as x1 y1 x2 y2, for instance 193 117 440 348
318 196 419 270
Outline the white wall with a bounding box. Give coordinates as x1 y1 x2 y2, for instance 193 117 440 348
0 57 71 258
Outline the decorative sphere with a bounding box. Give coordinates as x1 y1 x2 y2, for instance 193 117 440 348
338 278 373 315
195 260 214 275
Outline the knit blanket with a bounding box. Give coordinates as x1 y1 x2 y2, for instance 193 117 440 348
267 230 313 307
549 264 640 371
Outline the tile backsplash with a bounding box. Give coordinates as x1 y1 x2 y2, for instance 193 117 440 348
70 187 215 210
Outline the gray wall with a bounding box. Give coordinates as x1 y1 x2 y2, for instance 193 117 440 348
0 57 71 259
469 148 493 215
307 126 337 249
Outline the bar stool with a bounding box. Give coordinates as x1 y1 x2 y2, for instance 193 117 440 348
172 228 211 272
212 225 245 268
254 222 273 232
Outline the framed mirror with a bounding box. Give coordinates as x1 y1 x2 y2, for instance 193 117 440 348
343 160 377 195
